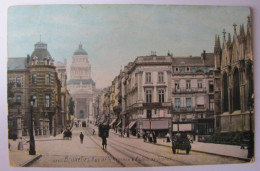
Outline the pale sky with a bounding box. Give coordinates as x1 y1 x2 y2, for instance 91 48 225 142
7 5 250 89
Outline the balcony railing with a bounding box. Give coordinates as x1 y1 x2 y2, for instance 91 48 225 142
172 88 206 94
173 107 194 112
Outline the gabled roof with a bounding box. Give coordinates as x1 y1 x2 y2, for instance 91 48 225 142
8 57 27 71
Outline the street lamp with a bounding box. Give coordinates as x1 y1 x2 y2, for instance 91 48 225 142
247 98 254 158
29 97 36 155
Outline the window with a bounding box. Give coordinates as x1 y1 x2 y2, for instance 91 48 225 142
186 98 192 110
209 98 214 111
158 89 165 103
209 81 214 92
146 72 151 83
32 95 37 107
147 110 152 119
175 81 179 90
198 80 202 88
175 67 179 72
45 95 50 108
186 80 191 89
45 74 50 85
186 67 190 72
16 77 22 87
32 73 37 84
158 72 164 83
175 98 181 109
16 95 21 104
146 90 152 103
8 77 14 84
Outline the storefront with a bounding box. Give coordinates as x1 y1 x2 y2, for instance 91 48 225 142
141 118 171 138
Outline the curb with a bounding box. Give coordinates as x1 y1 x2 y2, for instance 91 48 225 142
152 142 251 162
111 130 251 162
21 154 42 167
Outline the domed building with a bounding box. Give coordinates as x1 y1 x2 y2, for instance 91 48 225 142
67 43 96 126
8 41 63 138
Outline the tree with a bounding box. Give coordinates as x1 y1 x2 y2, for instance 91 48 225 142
68 97 75 116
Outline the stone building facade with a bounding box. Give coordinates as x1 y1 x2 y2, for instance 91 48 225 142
67 43 96 125
120 55 173 137
55 60 71 130
8 41 64 138
214 16 254 132
171 52 215 141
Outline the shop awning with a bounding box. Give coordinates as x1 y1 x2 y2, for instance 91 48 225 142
109 118 117 126
127 121 136 129
116 121 122 127
142 120 169 130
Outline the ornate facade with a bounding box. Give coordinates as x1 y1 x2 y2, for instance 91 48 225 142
214 16 254 132
8 41 63 138
67 43 96 125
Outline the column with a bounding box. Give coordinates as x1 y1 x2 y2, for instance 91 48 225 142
16 115 22 138
167 70 172 102
137 71 143 102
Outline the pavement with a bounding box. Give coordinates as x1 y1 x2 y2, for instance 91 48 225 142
8 126 253 167
111 129 252 162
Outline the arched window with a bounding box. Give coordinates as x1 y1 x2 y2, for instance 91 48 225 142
233 68 241 111
45 74 50 85
223 73 229 112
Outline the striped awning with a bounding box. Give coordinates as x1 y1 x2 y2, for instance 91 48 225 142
109 118 117 126
127 121 136 129
116 121 122 127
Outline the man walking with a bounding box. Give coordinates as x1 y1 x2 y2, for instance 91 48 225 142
80 132 84 144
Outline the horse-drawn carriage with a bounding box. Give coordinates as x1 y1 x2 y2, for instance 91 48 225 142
98 124 109 138
172 133 191 154
63 129 72 140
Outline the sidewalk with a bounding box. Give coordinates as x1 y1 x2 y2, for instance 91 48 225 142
8 139 41 167
110 129 251 161
8 133 64 167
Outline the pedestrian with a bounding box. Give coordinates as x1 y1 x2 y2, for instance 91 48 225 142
79 132 84 144
143 133 146 142
18 137 24 150
152 131 157 144
93 129 95 135
102 136 107 150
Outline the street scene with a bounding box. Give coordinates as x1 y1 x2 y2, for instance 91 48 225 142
7 5 254 168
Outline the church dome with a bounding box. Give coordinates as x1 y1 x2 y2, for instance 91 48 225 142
31 41 52 61
73 43 88 55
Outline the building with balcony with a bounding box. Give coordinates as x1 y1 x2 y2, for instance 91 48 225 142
171 51 215 141
8 41 62 138
121 54 173 137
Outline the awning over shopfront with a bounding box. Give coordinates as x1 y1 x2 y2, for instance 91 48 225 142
109 118 117 126
142 120 169 130
173 123 192 132
127 121 136 129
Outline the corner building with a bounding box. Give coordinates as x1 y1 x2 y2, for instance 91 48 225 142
8 41 62 138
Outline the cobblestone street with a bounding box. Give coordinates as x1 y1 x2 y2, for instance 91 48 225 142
21 125 246 167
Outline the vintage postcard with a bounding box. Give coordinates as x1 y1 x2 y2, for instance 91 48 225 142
7 5 254 168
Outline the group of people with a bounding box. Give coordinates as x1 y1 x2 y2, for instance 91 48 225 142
143 131 157 144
